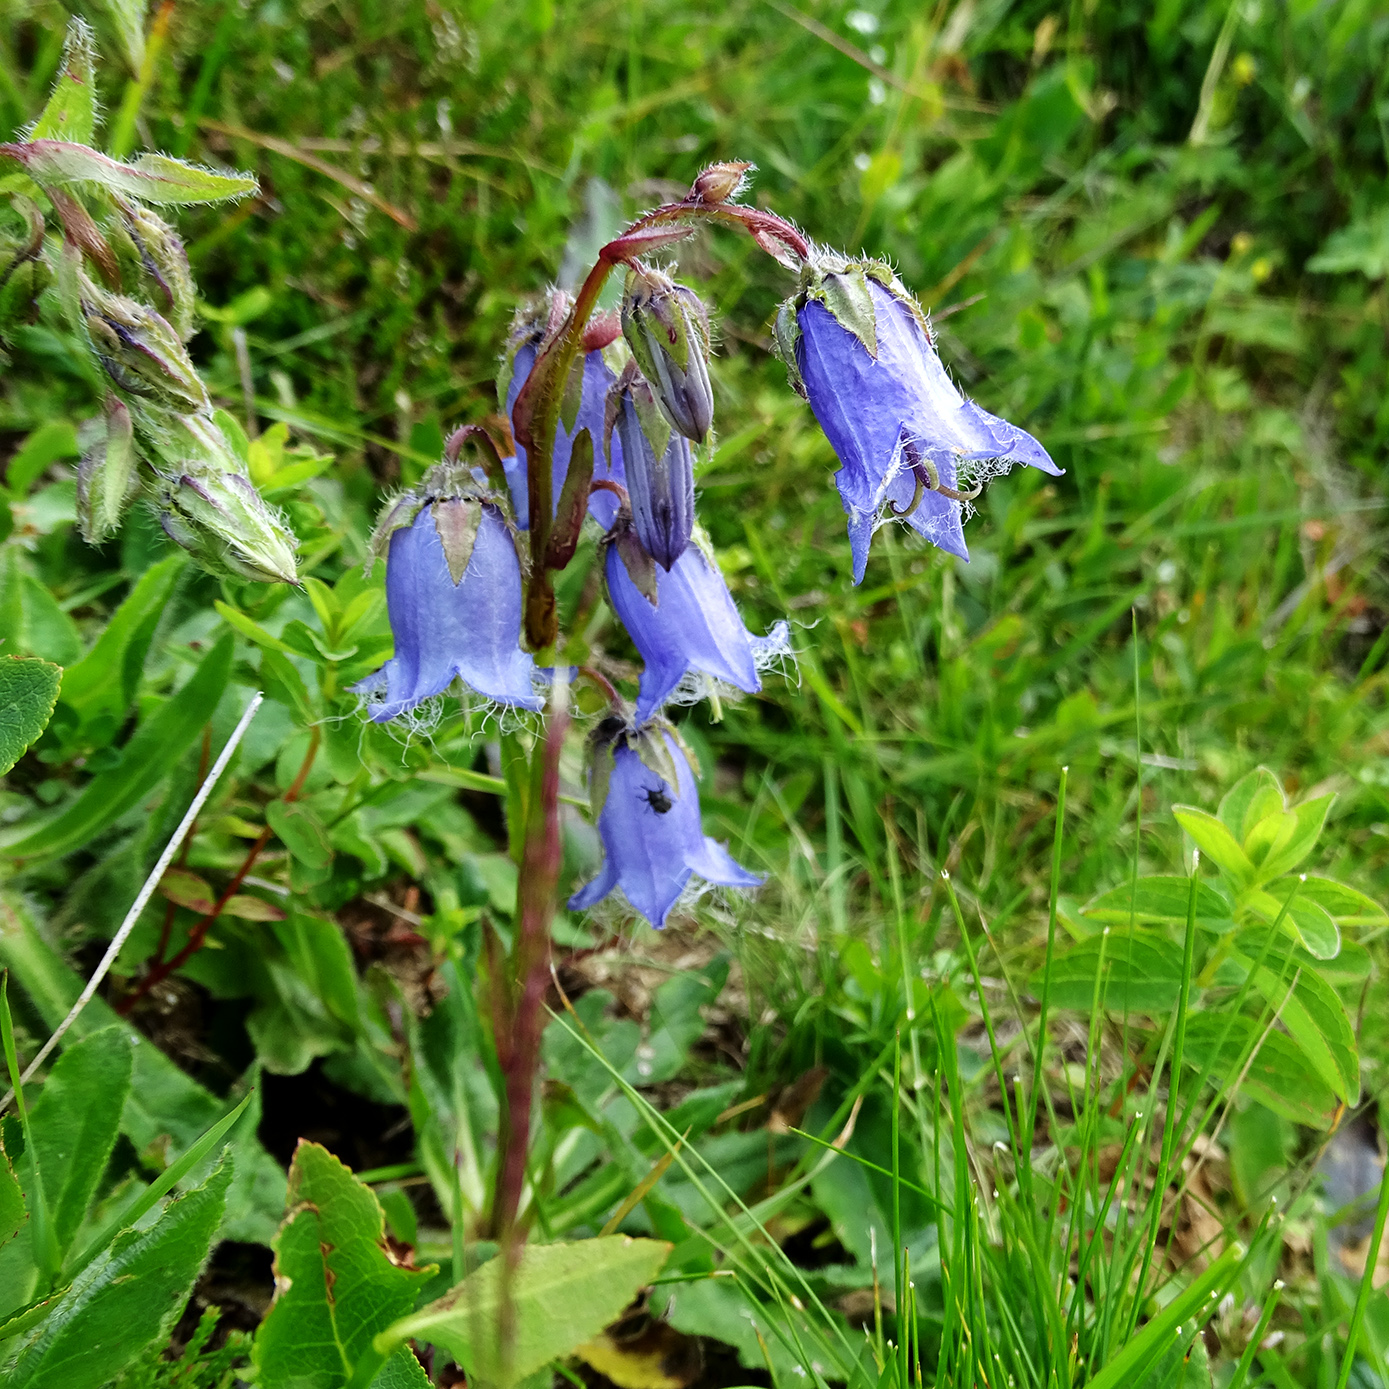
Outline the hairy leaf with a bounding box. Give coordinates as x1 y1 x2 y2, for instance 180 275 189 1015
0 658 61 777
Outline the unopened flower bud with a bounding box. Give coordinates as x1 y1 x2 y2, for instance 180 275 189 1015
621 266 713 442
80 277 209 412
157 462 298 585
689 161 752 205
608 365 694 571
112 199 196 341
77 396 139 543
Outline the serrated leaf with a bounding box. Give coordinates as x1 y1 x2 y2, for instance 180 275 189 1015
1244 961 1359 1104
1256 793 1333 882
253 1141 433 1389
387 1236 672 1385
1028 930 1186 1014
3 141 255 205
1081 875 1234 931
1182 1014 1339 1128
2 635 232 862
5 1157 231 1389
1172 806 1253 884
266 801 334 870
29 21 98 145
28 1027 133 1254
0 657 61 776
1217 767 1285 841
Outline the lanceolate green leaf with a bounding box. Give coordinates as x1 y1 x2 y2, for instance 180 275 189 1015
1256 793 1334 882
0 658 61 777
1294 875 1388 924
381 1236 673 1385
1245 962 1359 1104
28 21 99 146
2 634 232 862
26 1027 133 1254
1 142 255 205
3 1158 231 1389
1171 807 1253 884
0 1131 24 1254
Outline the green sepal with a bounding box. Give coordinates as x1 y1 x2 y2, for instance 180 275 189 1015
544 427 594 571
630 720 683 802
433 497 483 585
76 394 139 543
818 267 878 358
773 300 804 397
611 524 658 608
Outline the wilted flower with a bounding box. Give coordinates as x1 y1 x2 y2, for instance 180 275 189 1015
354 478 542 721
80 275 209 413
621 265 714 442
499 305 626 530
605 526 787 724
569 720 761 928
608 365 695 571
777 257 1061 583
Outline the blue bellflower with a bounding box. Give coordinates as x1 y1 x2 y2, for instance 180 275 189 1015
569 726 761 928
610 369 695 570
605 533 787 724
782 261 1061 583
354 496 542 721
502 339 626 531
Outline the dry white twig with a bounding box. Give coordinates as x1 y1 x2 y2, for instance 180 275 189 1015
0 693 263 1112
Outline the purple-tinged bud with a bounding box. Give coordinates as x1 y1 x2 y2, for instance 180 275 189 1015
608 363 694 571
688 161 753 205
80 276 209 413
621 265 714 442
569 717 760 929
112 198 196 341
157 465 298 585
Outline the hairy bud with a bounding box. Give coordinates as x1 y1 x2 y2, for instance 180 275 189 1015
77 396 139 543
689 161 752 205
157 465 299 585
80 277 210 412
621 266 713 443
112 199 197 341
608 364 695 571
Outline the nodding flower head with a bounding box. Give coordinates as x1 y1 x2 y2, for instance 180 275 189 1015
498 294 626 531
568 718 761 929
775 254 1061 583
607 362 695 571
621 264 714 443
353 464 541 721
604 521 786 725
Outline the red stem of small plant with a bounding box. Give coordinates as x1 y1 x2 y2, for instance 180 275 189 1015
151 725 215 969
118 726 322 1015
577 664 624 713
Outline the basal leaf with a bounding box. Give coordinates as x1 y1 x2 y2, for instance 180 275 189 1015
1081 875 1233 931
1217 767 1285 842
4 1157 231 1389
1029 930 1187 1015
27 1027 132 1255
1256 793 1334 882
387 1236 672 1384
0 658 61 776
1171 807 1253 885
1182 1013 1339 1128
1244 961 1359 1105
3 634 232 862
253 1142 433 1389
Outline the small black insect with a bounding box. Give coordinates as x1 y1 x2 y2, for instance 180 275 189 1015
640 784 673 815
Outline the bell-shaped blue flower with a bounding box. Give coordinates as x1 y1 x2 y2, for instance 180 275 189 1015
605 529 788 724
501 335 626 532
569 724 761 929
780 259 1061 584
353 490 542 721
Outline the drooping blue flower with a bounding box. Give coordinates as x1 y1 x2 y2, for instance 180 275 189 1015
353 492 542 721
779 260 1061 583
605 531 788 724
568 724 761 928
501 337 626 531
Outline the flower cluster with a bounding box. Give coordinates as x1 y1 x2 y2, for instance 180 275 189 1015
360 168 1056 929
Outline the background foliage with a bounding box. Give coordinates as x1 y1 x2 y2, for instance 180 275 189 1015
1 0 1388 1385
